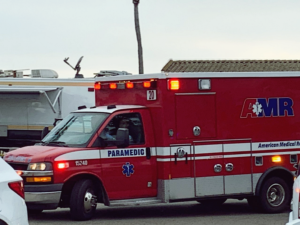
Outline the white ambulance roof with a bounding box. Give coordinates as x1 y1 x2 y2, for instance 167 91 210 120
95 71 300 82
73 105 146 114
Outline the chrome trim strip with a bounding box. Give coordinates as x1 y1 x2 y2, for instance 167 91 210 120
175 92 216 95
18 170 53 176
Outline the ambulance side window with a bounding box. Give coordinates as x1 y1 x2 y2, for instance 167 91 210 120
102 113 145 146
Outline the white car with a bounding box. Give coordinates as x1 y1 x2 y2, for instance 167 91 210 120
0 157 29 225
287 175 300 225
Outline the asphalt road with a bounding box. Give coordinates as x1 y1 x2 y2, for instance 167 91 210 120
28 199 289 225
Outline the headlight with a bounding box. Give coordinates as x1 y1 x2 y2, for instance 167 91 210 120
27 162 52 171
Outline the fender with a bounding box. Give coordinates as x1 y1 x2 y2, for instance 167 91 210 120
254 166 294 196
63 170 102 183
62 171 110 206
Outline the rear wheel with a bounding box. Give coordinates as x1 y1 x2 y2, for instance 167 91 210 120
70 179 97 221
259 177 291 213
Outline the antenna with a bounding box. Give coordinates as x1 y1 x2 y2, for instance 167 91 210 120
63 56 84 78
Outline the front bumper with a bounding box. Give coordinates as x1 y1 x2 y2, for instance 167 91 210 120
25 183 63 210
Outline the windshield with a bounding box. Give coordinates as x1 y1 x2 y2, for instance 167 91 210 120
42 112 109 147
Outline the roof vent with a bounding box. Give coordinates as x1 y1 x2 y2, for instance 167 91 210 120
94 70 132 77
31 69 58 78
78 105 87 110
107 105 116 109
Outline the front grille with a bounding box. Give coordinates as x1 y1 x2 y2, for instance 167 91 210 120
7 163 28 170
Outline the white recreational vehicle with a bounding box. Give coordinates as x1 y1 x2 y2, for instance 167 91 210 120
0 69 95 153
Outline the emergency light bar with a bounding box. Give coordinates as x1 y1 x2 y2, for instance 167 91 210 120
94 80 157 90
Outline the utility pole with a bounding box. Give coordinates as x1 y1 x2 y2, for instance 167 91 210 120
133 0 144 74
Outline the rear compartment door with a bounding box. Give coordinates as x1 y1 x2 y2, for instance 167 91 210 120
175 93 216 139
168 144 194 200
194 142 224 196
194 140 252 197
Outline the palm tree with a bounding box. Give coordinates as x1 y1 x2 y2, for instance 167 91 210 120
133 0 144 74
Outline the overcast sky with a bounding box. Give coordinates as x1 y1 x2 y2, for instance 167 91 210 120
1 0 300 78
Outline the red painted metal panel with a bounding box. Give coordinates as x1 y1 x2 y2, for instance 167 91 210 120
175 94 216 139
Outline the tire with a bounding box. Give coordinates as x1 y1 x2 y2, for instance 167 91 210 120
198 198 227 206
70 179 97 221
259 177 291 213
0 220 7 225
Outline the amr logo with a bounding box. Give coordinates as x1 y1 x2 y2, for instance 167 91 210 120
240 97 294 118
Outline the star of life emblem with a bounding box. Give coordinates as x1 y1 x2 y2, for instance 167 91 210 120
122 162 134 177
252 102 262 116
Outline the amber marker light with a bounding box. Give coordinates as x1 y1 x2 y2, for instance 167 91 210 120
110 83 117 89
26 177 52 182
272 156 282 163
168 79 180 90
94 83 101 90
126 82 134 89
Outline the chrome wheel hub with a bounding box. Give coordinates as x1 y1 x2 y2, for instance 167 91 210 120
266 183 285 207
83 188 97 213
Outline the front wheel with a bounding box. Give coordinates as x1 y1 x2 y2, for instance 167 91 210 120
259 177 291 213
70 179 97 221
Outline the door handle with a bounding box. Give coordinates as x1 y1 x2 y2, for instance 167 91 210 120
214 164 222 173
225 163 234 172
146 147 151 159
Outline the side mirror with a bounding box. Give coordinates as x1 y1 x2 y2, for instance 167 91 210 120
41 127 49 140
53 118 62 127
115 128 129 148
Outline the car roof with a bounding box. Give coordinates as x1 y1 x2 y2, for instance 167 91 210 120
74 105 146 114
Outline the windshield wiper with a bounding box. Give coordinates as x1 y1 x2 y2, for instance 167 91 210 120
45 141 68 147
55 116 75 135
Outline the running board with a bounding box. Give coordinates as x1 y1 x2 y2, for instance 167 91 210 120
109 197 162 207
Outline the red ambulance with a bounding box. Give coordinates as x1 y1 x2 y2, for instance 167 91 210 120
4 71 298 220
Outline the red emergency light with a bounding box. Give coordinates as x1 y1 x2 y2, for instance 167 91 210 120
168 79 180 90
57 162 69 169
94 83 101 90
110 83 117 89
126 82 134 89
143 81 151 88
